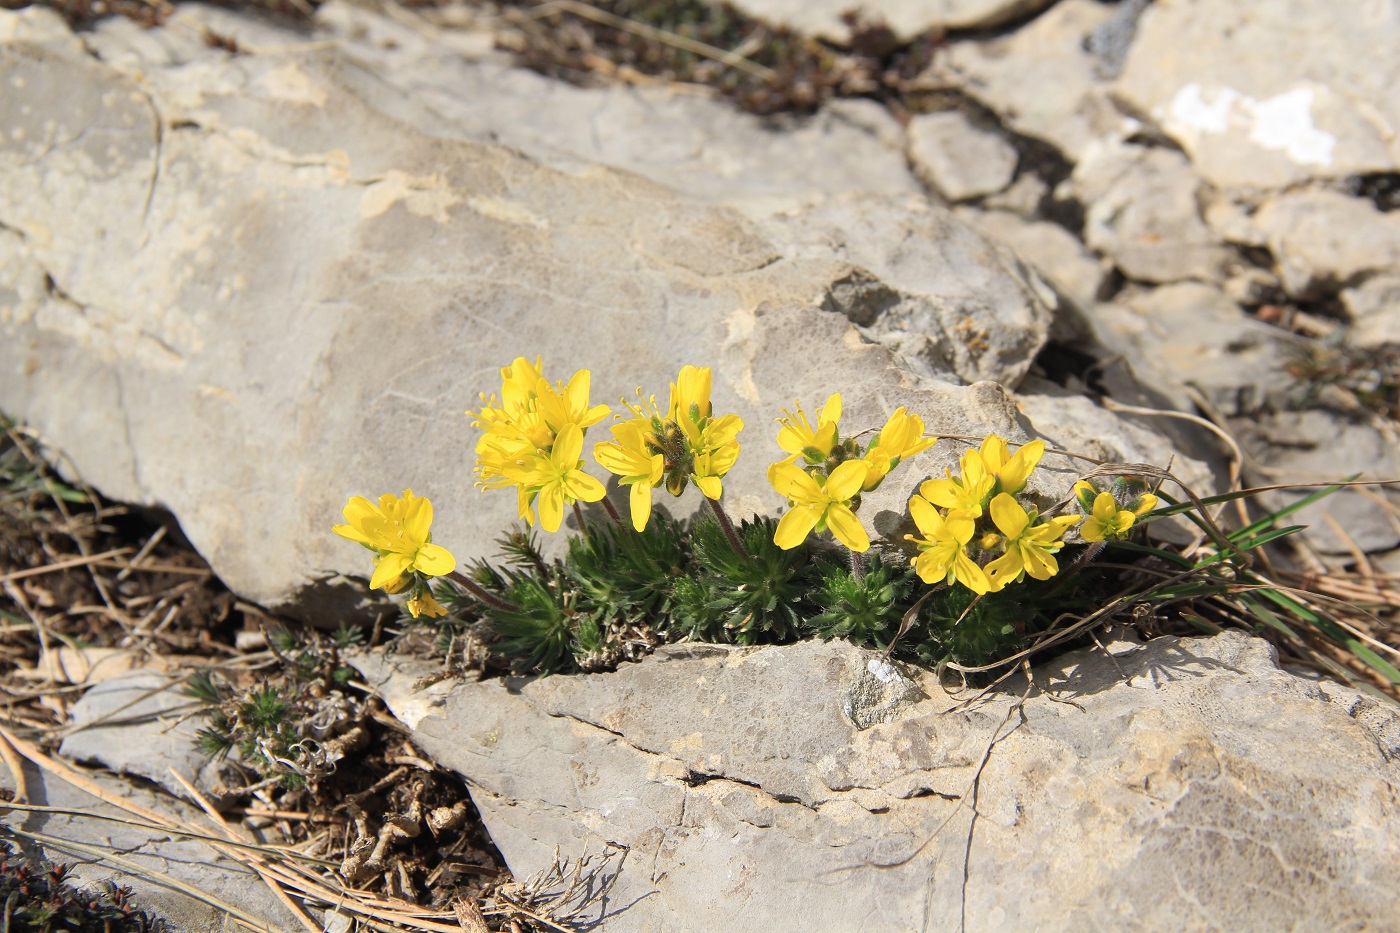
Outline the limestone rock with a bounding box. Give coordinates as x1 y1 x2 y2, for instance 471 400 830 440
1086 283 1302 416
1342 274 1400 349
1073 143 1234 284
0 756 303 931
722 0 1056 43
906 110 1018 202
1250 189 1400 299
353 631 1400 932
1116 0 1400 189
0 6 1110 618
59 673 234 805
1237 410 1400 555
934 0 1125 161
286 3 923 218
957 208 1108 313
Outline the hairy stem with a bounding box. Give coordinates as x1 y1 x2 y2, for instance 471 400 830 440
706 496 749 559
572 501 592 544
448 570 521 614
849 546 866 582
599 494 628 530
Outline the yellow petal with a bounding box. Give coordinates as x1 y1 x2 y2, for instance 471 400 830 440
538 486 564 533
370 552 413 590
989 493 1029 538
954 551 992 594
773 505 819 550
694 474 722 499
552 423 584 466
630 480 653 532
414 543 456 576
768 461 821 502
332 523 375 546
908 494 942 537
564 471 606 503
820 393 842 426
998 440 1045 493
826 505 870 552
403 494 434 544
824 459 869 501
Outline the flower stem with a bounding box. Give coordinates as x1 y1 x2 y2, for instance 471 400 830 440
849 547 866 582
599 494 628 530
572 501 592 544
706 496 749 559
448 570 521 614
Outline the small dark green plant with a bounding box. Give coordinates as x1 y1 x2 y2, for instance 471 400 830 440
0 840 158 932
673 514 817 644
806 553 915 647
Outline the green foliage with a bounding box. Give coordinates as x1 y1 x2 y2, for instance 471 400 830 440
673 515 816 644
807 553 915 647
908 581 1036 670
483 569 574 674
565 511 689 619
0 841 158 933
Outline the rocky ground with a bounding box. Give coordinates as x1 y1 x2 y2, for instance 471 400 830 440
1 0 1399 930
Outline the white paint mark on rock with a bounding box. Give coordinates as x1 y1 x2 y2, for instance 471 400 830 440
1165 83 1336 167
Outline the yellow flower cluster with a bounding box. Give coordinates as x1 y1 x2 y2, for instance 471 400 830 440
905 436 1079 594
767 394 935 552
593 365 744 531
1074 479 1158 542
332 489 455 617
466 357 611 533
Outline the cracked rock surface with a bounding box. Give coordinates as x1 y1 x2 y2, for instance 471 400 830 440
0 3 1207 619
353 631 1400 932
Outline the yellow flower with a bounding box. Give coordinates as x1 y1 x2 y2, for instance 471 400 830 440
862 407 935 491
984 493 1080 589
905 496 990 594
768 459 871 552
594 419 665 532
979 435 1045 496
669 364 712 426
687 412 743 500
1074 480 1158 542
332 490 456 590
530 423 607 533
919 447 996 516
776 394 842 463
535 369 612 435
599 365 744 524
406 589 448 619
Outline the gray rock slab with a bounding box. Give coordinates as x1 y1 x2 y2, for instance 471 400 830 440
1086 283 1302 416
1342 274 1400 350
1115 0 1400 190
932 0 1125 161
293 2 924 218
1237 409 1400 556
58 673 233 805
354 631 1400 932
1073 142 1234 285
956 207 1107 313
906 110 1018 202
1250 189 1400 300
722 0 1055 43
0 756 302 932
0 5 1207 620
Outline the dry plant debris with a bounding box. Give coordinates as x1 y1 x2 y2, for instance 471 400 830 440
0 416 599 931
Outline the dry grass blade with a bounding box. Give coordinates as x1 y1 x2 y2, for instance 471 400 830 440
168 768 323 933
0 825 295 933
525 0 778 82
0 548 133 586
